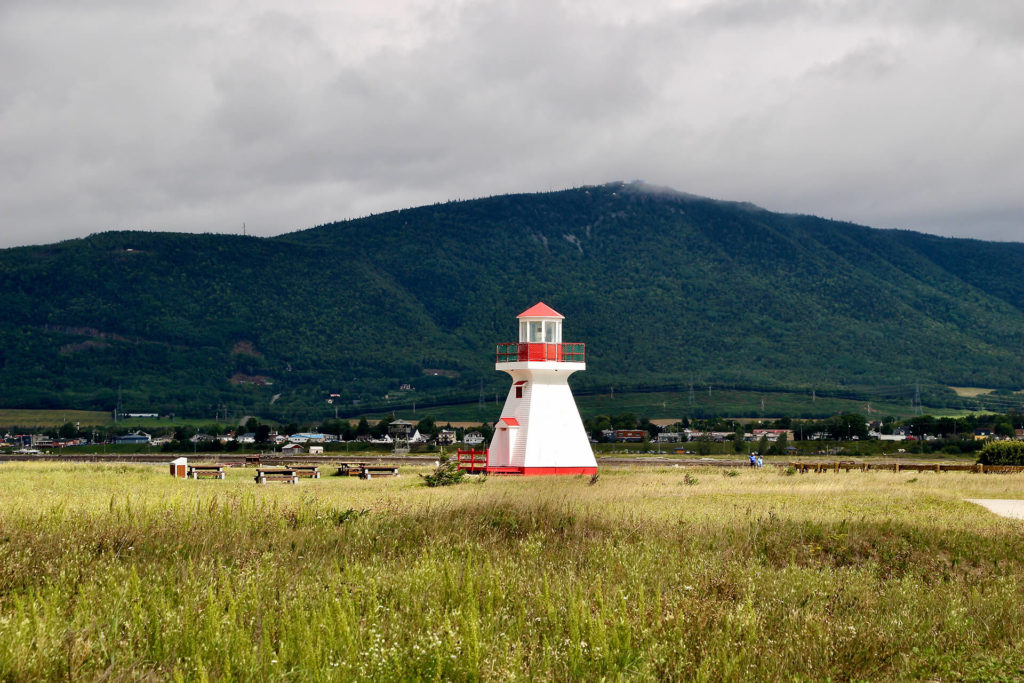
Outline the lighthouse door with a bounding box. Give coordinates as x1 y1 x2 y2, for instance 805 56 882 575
491 427 510 467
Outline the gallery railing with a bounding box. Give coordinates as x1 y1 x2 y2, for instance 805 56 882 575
495 342 585 363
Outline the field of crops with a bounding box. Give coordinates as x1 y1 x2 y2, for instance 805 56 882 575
0 409 113 429
2 463 1023 680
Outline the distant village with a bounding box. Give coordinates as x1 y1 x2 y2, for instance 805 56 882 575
3 413 1022 455
2 421 483 455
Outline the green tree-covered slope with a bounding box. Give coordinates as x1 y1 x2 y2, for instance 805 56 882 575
2 181 1022 418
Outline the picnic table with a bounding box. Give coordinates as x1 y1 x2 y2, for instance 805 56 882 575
289 464 321 479
360 465 399 479
254 467 299 484
333 463 399 479
335 462 368 477
188 464 225 480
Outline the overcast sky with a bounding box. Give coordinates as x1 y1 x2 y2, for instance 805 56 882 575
1 0 1022 249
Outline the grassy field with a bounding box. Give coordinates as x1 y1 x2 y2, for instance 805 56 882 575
0 409 113 429
0 409 185 430
949 387 996 398
2 463 1024 680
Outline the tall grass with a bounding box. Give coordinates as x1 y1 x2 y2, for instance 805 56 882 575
1 463 1023 680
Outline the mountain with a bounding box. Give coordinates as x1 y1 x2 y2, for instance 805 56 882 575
2 181 1023 420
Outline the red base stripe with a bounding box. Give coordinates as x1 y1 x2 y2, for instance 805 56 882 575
483 466 597 476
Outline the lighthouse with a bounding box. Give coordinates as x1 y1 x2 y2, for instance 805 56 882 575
485 302 597 476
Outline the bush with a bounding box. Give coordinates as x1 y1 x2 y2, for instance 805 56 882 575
420 455 466 487
978 441 1024 466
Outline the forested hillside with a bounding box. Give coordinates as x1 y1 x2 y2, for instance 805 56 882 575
2 181 1023 419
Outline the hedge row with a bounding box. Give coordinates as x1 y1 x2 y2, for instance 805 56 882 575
977 440 1024 466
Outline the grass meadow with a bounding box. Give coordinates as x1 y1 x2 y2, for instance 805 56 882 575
1 463 1024 681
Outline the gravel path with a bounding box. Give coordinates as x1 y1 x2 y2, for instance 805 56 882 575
966 499 1024 520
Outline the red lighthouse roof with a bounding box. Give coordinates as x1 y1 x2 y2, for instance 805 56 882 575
517 302 564 319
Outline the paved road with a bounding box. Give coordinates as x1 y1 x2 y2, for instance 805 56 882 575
967 499 1024 520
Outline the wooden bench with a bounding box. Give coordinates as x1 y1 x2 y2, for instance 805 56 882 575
335 462 368 477
360 465 399 479
289 464 321 479
254 467 299 484
188 464 225 480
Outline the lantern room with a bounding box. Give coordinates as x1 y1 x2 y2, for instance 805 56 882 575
518 302 563 344
496 302 585 365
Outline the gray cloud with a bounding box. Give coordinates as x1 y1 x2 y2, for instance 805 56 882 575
1 0 1022 248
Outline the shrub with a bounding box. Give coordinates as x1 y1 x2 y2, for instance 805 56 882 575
978 440 1024 466
420 455 466 487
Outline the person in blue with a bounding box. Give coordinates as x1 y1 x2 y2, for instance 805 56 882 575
756 455 764 468
749 453 756 468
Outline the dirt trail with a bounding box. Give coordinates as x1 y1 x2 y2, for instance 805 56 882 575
967 499 1024 520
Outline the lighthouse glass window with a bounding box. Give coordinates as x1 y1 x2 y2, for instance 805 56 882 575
528 321 543 342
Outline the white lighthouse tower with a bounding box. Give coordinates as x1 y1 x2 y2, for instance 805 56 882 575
485 302 597 476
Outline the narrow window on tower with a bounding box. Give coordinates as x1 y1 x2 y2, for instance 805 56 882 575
515 386 523 399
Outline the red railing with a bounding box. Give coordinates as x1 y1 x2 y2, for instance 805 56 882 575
495 342 585 363
457 448 488 472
